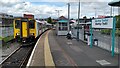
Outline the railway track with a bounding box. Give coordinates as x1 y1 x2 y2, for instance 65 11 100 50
0 45 34 68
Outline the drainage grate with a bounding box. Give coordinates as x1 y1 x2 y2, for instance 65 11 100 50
96 60 111 66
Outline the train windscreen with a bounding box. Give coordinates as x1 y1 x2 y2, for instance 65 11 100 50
15 20 20 28
29 20 35 28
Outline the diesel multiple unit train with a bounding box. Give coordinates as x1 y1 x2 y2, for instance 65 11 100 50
13 15 50 45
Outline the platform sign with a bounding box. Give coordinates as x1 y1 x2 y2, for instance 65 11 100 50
91 17 116 57
92 18 113 28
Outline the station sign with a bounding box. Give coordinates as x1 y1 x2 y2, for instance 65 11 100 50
92 18 113 28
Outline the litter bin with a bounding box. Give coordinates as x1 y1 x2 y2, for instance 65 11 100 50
87 33 91 46
94 39 98 46
87 33 93 46
85 33 88 41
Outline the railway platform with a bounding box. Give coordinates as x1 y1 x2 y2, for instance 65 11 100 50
26 29 119 68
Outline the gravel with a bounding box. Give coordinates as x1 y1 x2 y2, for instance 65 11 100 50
0 42 21 63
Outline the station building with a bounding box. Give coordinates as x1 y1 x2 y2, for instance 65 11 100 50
56 16 75 35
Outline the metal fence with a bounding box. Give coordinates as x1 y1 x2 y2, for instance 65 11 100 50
93 30 119 53
71 28 119 53
0 27 13 38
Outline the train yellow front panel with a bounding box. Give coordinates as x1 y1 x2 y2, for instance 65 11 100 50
22 22 27 37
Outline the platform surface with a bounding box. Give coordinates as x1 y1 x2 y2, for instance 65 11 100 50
27 30 119 68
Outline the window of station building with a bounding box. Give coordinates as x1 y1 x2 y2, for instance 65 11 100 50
29 20 35 28
62 27 68 30
15 20 20 28
62 23 67 26
59 23 62 26
58 22 68 31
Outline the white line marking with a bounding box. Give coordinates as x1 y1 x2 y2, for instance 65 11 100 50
26 35 42 67
96 60 111 65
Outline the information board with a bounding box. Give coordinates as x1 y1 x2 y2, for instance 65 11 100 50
92 18 113 28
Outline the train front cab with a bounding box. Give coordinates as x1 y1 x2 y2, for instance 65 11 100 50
14 18 36 45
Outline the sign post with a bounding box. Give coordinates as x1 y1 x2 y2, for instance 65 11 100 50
92 17 116 57
112 17 116 57
90 21 93 48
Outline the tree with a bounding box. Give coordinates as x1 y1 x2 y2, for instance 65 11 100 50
116 15 120 28
83 16 87 19
83 16 87 23
47 17 52 24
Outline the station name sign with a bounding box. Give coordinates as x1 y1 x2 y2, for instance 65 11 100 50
92 18 113 28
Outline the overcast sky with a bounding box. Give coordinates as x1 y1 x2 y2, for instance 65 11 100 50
0 0 119 19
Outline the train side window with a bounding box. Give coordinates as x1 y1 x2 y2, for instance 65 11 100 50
15 20 20 28
29 20 35 28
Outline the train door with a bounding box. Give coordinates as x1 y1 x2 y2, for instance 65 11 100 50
22 22 28 37
20 18 29 38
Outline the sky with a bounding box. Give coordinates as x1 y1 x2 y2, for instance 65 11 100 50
0 0 119 19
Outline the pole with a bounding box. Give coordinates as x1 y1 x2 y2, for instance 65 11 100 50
112 17 116 57
77 0 80 40
94 8 97 18
68 3 70 32
113 7 114 16
110 6 112 16
119 7 120 15
90 20 93 48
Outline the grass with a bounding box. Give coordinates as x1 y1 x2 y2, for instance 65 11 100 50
0 37 2 40
2 36 14 42
116 29 120 36
101 29 120 36
101 29 111 35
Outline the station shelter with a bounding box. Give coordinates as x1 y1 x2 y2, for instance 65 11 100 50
56 19 68 35
108 0 120 6
56 16 74 35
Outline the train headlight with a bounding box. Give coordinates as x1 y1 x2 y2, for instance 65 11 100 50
16 33 20 35
30 33 34 35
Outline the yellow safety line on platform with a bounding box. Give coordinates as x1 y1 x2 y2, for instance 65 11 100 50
44 30 55 68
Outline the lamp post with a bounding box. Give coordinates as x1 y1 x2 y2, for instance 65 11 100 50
36 10 42 19
110 6 113 16
94 8 97 18
77 0 80 40
23 2 28 13
47 12 52 18
67 3 70 33
55 10 62 18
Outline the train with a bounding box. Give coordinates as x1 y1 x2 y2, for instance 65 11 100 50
13 14 51 45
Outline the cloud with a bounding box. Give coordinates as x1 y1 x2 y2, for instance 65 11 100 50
0 0 21 7
0 1 119 19
24 0 112 2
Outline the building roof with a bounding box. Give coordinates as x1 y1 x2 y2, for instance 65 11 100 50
58 16 68 20
108 0 120 6
58 20 68 23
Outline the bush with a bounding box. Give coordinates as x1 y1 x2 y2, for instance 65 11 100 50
101 29 111 35
116 29 120 36
3 36 14 42
0 37 2 40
